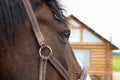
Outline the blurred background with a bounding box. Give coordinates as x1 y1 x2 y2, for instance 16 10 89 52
61 0 120 80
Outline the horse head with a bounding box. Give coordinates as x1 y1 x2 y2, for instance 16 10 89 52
0 0 88 80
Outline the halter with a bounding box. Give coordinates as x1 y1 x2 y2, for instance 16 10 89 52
22 0 87 80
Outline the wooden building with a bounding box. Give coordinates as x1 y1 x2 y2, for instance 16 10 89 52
67 15 118 80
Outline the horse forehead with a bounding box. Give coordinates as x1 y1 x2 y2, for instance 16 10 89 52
34 4 69 32
35 4 53 19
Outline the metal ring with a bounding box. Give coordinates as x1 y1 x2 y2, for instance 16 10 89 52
39 45 53 59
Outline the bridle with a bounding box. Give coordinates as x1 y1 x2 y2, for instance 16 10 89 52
22 0 88 80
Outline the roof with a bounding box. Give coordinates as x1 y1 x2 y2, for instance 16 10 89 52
67 14 119 50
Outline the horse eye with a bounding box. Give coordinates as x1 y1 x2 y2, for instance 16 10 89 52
61 30 71 38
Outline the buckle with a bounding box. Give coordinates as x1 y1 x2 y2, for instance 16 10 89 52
39 44 53 59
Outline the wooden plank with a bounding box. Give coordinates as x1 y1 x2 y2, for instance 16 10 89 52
88 70 105 74
70 42 105 45
91 61 106 65
91 49 106 52
91 52 106 54
91 55 106 58
89 68 106 70
91 59 106 62
71 45 106 49
89 64 106 67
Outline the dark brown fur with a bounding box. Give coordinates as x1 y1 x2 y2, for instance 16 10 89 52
0 0 81 80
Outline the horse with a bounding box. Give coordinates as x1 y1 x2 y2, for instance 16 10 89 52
0 0 89 80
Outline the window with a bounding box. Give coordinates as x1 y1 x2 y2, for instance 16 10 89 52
73 49 90 66
68 19 81 42
69 19 80 27
83 29 102 42
69 29 80 42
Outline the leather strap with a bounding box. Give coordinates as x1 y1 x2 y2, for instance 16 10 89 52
22 0 45 46
39 56 48 80
79 66 88 80
22 0 88 80
22 0 73 80
49 55 73 80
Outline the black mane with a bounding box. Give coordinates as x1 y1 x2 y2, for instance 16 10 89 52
0 0 65 41
0 0 26 40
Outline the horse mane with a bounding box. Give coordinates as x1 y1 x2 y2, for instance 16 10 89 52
0 0 65 41
0 0 26 41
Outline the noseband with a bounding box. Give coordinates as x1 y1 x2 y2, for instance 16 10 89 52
22 0 87 80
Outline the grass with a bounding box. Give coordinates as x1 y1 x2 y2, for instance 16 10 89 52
112 54 120 71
